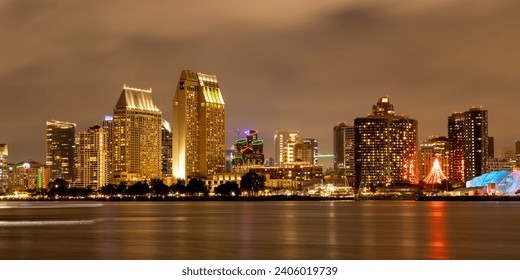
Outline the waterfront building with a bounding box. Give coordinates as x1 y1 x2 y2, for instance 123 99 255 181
0 144 7 191
447 112 465 184
46 120 76 181
302 138 319 165
419 136 448 181
274 131 299 166
250 162 323 187
172 70 226 179
112 85 162 183
8 160 48 190
354 96 419 188
75 125 107 188
466 170 520 195
463 107 489 181
162 119 173 179
333 123 355 177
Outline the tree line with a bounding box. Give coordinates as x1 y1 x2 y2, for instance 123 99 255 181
4 171 266 198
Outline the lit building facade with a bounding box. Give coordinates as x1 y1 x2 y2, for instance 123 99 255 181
419 136 448 181
333 123 355 177
112 85 162 183
162 119 173 179
8 160 48 190
232 130 265 171
274 132 299 166
0 144 7 191
448 112 465 184
172 70 226 179
46 120 76 181
463 107 488 182
75 125 107 188
354 96 419 188
294 138 316 165
102 115 114 184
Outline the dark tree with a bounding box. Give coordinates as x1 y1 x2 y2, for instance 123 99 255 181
125 181 150 196
186 178 208 196
151 179 171 196
215 181 241 196
240 171 266 195
171 179 186 194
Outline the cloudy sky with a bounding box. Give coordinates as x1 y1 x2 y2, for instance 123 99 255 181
1 0 519 167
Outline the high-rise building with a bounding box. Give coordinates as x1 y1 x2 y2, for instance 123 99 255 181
112 85 162 183
75 125 107 188
0 144 7 191
46 120 76 181
447 112 465 184
448 107 489 184
162 119 173 179
333 123 355 177
274 132 299 166
464 107 488 182
102 115 114 184
303 138 319 165
172 70 226 179
354 96 419 188
231 130 265 171
488 136 495 159
419 136 448 181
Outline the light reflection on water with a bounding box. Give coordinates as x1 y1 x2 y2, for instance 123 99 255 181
0 200 520 259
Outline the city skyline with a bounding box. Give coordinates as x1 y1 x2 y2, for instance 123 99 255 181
1 1 520 166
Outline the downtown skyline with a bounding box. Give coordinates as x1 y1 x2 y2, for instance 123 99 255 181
1 0 520 166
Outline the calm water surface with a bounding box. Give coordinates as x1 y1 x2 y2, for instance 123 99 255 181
0 200 519 259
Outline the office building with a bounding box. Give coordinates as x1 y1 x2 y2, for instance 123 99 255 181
0 144 7 191
46 120 76 181
172 70 226 179
232 130 265 171
463 107 488 182
354 96 419 188
274 132 299 166
102 115 114 184
112 85 162 183
333 123 355 177
75 125 107 188
8 160 48 190
447 112 465 184
294 138 316 165
162 119 173 179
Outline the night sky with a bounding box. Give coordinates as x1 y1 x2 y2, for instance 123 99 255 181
1 0 519 167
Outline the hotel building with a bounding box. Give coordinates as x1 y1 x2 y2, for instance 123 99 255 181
172 70 226 179
354 96 419 188
111 85 162 183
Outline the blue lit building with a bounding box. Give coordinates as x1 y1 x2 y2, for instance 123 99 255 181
466 171 520 195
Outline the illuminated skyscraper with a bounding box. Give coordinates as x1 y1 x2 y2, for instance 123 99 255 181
419 136 448 181
112 85 162 183
448 107 489 184
75 125 107 188
162 119 173 179
232 130 265 171
354 96 419 188
274 132 299 166
333 123 355 176
46 120 76 181
294 138 317 165
0 144 7 191
102 115 114 184
464 107 488 181
448 112 465 184
172 70 226 179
